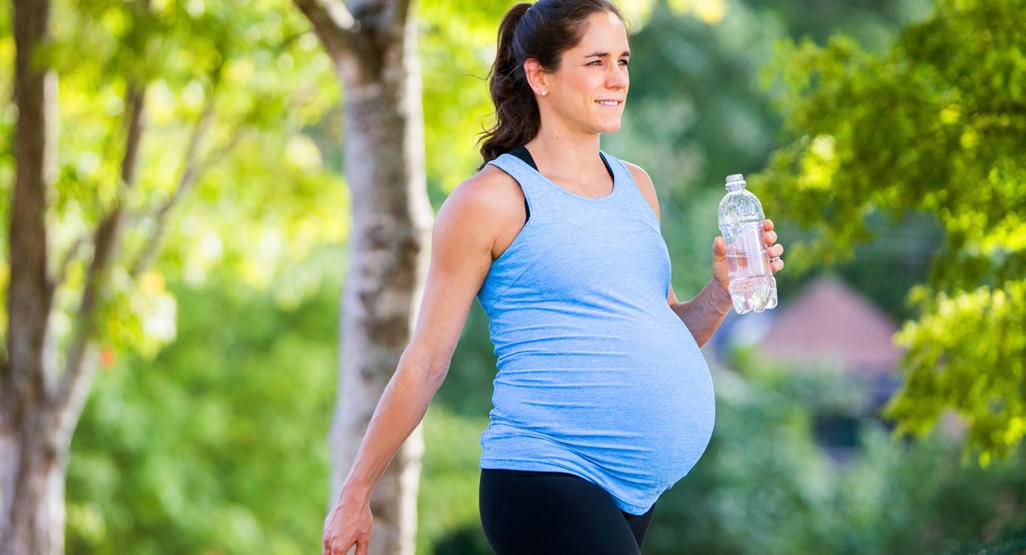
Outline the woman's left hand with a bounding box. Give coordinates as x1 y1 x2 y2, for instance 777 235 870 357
711 219 784 293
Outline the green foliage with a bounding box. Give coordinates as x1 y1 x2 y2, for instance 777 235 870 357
890 281 1026 466
754 0 1026 461
0 0 344 360
67 267 342 554
0 3 14 306
420 0 512 194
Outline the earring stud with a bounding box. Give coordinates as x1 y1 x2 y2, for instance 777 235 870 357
541 91 548 96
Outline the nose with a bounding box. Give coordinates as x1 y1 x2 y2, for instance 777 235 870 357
607 65 628 89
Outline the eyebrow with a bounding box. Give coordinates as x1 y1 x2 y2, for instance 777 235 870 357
584 51 631 58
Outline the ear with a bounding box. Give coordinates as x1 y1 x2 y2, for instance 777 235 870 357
523 58 549 96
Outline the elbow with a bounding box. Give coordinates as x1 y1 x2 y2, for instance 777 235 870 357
425 364 449 387
398 345 450 386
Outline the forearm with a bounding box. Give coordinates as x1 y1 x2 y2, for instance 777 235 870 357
670 278 733 348
338 353 446 505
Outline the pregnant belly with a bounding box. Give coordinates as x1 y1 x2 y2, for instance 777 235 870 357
491 316 716 485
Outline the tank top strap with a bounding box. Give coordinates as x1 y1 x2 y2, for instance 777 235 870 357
484 152 549 215
599 150 663 231
600 149 630 189
484 152 565 225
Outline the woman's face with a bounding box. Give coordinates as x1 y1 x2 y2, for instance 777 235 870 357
536 10 630 135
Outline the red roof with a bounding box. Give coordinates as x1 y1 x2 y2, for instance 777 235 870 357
756 275 906 376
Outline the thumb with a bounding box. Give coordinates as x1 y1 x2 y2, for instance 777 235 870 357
712 236 727 259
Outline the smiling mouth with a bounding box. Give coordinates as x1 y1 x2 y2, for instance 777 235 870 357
596 100 623 107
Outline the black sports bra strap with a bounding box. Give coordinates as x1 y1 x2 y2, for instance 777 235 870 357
508 146 614 180
507 145 535 170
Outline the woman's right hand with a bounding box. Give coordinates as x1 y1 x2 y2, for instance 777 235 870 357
322 493 373 555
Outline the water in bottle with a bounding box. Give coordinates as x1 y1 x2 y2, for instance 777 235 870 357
717 173 777 314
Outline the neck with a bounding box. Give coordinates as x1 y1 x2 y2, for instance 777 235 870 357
524 117 604 184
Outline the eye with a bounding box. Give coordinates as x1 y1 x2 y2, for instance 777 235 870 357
619 59 630 66
588 60 602 66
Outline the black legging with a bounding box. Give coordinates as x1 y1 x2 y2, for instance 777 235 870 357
479 468 657 554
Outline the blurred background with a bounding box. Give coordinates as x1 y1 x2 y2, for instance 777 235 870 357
2 0 1024 553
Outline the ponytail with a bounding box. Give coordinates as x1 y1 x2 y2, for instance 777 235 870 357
478 3 536 166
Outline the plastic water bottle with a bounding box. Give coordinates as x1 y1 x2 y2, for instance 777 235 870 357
717 173 777 314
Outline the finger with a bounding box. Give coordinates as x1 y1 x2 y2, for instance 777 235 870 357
713 236 727 256
763 230 777 245
763 219 774 230
770 244 783 257
772 258 784 272
356 539 370 555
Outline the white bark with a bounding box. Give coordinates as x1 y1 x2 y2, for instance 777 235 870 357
294 1 431 553
0 411 69 555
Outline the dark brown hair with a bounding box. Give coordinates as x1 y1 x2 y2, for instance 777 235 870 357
477 0 626 167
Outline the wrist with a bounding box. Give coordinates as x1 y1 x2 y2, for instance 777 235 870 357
339 480 372 506
708 277 732 310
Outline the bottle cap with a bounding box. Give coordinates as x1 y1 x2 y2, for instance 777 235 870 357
725 174 746 190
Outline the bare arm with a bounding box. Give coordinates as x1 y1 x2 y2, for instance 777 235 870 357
336 174 501 506
336 351 443 505
667 280 732 348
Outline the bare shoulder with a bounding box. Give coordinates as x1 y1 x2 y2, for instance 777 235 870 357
620 160 661 222
444 164 522 227
452 163 522 207
440 163 524 257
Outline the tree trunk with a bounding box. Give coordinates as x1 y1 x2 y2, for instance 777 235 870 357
1 0 62 552
331 14 431 555
0 411 69 555
3 0 152 551
292 1 432 553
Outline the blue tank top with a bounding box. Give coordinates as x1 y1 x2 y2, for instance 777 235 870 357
476 150 717 515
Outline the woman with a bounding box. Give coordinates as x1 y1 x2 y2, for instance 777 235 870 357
322 1 785 554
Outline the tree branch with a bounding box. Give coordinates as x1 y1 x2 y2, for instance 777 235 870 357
126 93 234 279
127 124 247 278
54 82 145 423
52 235 87 290
291 0 359 59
